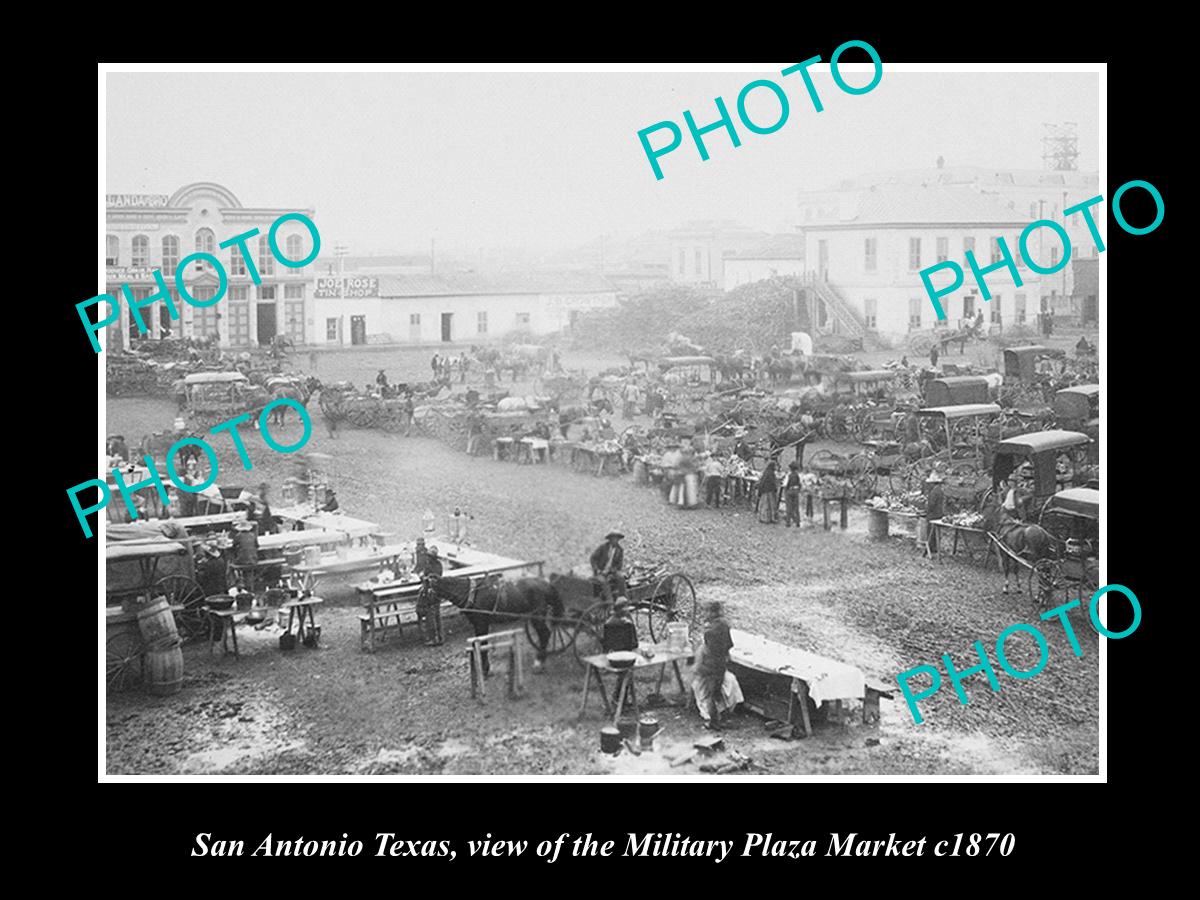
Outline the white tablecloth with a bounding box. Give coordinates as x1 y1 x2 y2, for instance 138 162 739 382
728 628 865 706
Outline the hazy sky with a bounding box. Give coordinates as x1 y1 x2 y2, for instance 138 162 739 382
106 70 1099 257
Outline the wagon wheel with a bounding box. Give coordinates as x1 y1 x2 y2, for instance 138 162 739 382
808 449 837 474
1031 559 1062 612
850 453 878 500
152 575 207 642
855 410 877 442
648 574 696 640
572 600 612 668
106 630 144 692
346 405 375 428
523 613 576 658
379 407 407 433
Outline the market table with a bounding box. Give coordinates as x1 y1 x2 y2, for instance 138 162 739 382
287 542 412 594
929 518 993 566
727 629 866 737
578 645 693 725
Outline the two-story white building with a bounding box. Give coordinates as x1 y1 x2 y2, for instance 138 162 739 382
104 182 316 350
798 184 1044 344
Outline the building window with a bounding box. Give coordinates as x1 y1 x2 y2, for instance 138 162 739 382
161 235 179 276
991 237 1003 265
908 298 922 330
258 235 276 276
908 238 921 271
991 297 1003 325
477 311 488 334
410 313 420 326
1050 246 1059 268
195 228 215 270
677 248 686 275
863 298 877 330
230 243 247 277
1030 202 1038 218
259 285 276 301
284 283 304 299
963 236 975 258
131 235 150 268
1015 293 1027 324
864 238 877 273
286 234 306 275
327 318 339 341
936 237 949 263
106 234 119 266
516 312 531 327
694 249 703 277
285 300 305 344
963 295 975 318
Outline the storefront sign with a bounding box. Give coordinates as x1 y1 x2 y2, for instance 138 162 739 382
315 276 378 299
106 193 170 208
106 266 156 282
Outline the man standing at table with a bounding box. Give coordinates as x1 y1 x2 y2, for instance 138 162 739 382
692 601 742 731
417 545 444 646
589 531 627 603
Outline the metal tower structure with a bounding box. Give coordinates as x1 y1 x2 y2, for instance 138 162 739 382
1042 122 1079 171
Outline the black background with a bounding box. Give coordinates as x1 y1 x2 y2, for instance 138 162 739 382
41 27 1166 879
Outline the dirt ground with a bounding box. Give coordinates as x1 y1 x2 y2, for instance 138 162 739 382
104 339 1099 776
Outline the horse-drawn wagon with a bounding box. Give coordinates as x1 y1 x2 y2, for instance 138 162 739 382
183 371 270 427
925 375 992 407
991 429 1095 509
1053 384 1099 440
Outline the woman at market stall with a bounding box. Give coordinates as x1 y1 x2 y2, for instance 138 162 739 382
756 460 780 524
783 461 803 527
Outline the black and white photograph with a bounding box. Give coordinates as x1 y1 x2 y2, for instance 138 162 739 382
97 63 1106 779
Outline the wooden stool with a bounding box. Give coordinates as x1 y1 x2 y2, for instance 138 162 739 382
206 608 240 658
465 628 525 701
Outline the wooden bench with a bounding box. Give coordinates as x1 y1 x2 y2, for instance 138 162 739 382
358 582 453 652
466 629 525 701
862 679 895 725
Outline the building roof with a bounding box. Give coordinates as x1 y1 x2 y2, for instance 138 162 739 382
377 271 617 298
729 234 805 260
833 185 1029 228
996 430 1091 454
831 167 1100 191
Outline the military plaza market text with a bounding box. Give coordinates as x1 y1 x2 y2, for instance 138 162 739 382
191 830 1014 860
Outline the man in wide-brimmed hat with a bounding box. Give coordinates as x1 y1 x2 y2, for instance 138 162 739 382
417 545 444 646
922 471 946 554
692 601 743 730
589 530 627 603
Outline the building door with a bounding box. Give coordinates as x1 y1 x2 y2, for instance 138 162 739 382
256 303 277 346
1083 294 1098 324
350 315 367 345
441 312 453 342
818 240 829 279
408 314 421 343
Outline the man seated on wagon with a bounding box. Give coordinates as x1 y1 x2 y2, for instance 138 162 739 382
589 531 628 603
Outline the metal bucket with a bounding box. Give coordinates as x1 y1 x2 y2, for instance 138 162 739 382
599 726 621 754
638 715 660 750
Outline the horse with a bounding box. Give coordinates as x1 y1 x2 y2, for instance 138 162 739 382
430 574 563 675
980 493 1059 594
267 375 322 425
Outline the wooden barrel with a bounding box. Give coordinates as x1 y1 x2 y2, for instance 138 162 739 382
867 507 890 540
136 596 179 645
143 639 184 696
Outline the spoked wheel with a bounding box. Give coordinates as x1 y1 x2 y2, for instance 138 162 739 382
106 631 144 692
347 405 377 428
572 601 611 668
523 615 576 658
379 409 407 433
153 575 207 642
850 453 877 500
651 573 697 638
